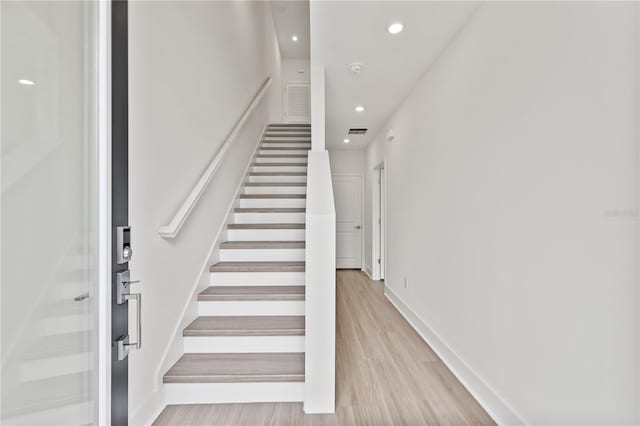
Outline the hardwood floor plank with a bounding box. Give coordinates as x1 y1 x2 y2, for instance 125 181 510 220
154 270 495 425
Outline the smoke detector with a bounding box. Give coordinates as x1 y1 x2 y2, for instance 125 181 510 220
349 62 365 75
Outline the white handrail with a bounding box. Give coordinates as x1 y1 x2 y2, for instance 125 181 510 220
158 77 272 238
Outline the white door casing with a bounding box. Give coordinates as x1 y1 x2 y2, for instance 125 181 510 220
333 175 363 269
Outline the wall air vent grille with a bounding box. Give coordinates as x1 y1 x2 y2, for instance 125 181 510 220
348 128 368 135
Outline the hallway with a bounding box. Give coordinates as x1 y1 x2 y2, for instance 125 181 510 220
153 270 493 425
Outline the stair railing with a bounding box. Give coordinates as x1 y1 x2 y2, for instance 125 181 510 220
157 76 272 238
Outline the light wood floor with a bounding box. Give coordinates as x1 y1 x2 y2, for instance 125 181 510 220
153 270 494 425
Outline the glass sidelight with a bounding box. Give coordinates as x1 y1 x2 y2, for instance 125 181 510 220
1 1 101 424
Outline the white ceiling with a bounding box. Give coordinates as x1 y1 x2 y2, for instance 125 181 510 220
311 1 478 149
271 1 310 60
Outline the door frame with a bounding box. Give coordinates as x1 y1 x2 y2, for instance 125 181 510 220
110 0 130 424
332 173 365 270
97 2 113 424
372 161 386 281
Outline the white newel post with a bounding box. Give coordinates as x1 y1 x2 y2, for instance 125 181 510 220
304 151 336 413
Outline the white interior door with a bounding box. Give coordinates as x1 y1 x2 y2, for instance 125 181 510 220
333 175 362 269
284 82 310 123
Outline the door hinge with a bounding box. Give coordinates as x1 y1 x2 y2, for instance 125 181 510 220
378 258 381 264
378 218 381 224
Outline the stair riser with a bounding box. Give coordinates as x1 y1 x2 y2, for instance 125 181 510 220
234 212 305 223
239 198 306 208
251 165 307 173
184 335 304 353
20 353 91 382
243 186 307 195
260 143 311 149
165 382 304 405
259 149 309 155
53 281 91 301
264 135 311 140
3 401 91 426
248 175 306 183
220 248 305 262
198 300 305 315
254 157 308 164
227 229 305 241
265 135 310 138
65 254 92 270
40 314 92 335
263 136 310 141
209 271 305 286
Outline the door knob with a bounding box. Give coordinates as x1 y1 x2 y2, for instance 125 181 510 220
355 225 361 230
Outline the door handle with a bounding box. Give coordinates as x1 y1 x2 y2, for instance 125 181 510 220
73 292 89 302
116 292 142 361
355 225 361 230
124 292 142 350
115 270 142 360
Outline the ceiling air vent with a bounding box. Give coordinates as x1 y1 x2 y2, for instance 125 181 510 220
348 128 368 135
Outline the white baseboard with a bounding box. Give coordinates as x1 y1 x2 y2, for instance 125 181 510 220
363 264 374 280
384 286 526 426
130 387 166 426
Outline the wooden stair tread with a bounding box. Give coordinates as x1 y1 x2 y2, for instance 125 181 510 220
252 162 307 167
262 139 311 144
256 154 308 158
267 123 310 127
244 183 306 187
228 223 304 229
24 331 91 360
260 147 310 151
239 194 306 199
262 137 310 140
249 172 306 176
209 261 305 272
220 240 305 249
198 285 305 301
163 353 304 383
235 207 305 212
184 316 304 336
3 372 91 418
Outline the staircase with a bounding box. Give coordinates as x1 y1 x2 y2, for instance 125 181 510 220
163 123 311 405
2 245 94 425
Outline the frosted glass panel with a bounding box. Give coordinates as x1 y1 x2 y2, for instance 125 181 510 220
1 2 98 425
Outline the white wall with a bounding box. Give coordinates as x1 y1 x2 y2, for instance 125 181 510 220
364 2 639 424
282 59 310 84
128 2 282 423
328 149 364 175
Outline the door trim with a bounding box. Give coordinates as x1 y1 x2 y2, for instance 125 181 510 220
111 0 129 423
97 2 113 424
332 173 364 270
372 161 386 281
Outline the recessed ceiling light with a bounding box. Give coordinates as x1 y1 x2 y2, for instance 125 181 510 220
388 22 404 35
355 105 364 113
18 79 35 86
343 138 350 144
292 35 298 42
